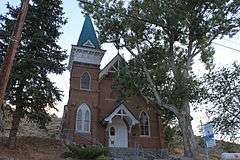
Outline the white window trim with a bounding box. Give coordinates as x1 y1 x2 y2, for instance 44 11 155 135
80 71 91 91
139 111 151 137
75 103 91 133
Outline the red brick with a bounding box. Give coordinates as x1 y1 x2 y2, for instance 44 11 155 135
64 62 166 149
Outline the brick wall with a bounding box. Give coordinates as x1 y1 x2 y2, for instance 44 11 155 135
64 62 165 149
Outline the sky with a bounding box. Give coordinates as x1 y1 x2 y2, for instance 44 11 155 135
1 0 240 137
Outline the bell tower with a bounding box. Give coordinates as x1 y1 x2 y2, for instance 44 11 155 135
63 15 105 143
68 15 105 70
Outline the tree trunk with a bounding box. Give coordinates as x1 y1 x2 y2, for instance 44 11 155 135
127 44 199 158
8 105 22 149
178 109 199 159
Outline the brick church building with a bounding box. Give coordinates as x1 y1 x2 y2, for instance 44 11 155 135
62 15 165 149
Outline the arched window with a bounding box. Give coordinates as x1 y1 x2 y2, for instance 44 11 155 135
110 127 115 136
139 111 150 136
76 103 91 133
80 72 90 90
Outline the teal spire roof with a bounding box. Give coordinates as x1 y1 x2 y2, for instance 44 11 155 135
77 15 100 49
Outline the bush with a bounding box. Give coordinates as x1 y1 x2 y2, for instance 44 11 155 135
64 144 108 160
164 126 183 151
222 142 240 153
96 156 110 160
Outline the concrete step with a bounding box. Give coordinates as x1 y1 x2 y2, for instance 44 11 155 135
107 147 169 160
108 147 142 160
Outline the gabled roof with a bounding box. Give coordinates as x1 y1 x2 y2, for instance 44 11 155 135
99 54 125 79
104 102 139 126
77 15 100 49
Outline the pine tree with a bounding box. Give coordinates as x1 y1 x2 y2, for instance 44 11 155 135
0 0 67 148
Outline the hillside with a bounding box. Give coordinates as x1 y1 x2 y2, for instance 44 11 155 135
1 112 61 138
0 113 64 160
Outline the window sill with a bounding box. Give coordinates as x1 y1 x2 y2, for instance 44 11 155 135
75 131 91 134
80 88 91 91
139 135 151 138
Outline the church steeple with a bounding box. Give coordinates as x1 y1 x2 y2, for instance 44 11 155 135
77 15 100 49
67 15 105 71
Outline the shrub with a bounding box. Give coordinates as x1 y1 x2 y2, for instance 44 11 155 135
222 142 240 153
64 144 108 160
164 126 183 151
96 156 110 160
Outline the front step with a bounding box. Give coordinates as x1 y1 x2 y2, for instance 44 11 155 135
107 147 169 160
107 147 146 160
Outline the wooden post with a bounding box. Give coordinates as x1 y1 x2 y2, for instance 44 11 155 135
0 0 30 108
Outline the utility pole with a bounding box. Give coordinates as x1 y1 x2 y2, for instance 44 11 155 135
0 0 30 108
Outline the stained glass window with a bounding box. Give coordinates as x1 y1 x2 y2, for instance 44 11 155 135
76 103 91 132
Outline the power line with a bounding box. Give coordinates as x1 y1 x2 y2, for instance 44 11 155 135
222 38 240 46
212 42 240 53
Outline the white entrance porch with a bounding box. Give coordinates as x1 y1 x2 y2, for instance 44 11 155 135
104 103 139 148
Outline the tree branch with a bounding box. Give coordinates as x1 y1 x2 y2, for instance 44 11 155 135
122 39 180 116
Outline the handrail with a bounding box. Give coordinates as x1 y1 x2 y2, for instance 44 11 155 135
135 141 159 160
135 140 144 159
138 144 144 158
0 113 5 133
143 149 158 160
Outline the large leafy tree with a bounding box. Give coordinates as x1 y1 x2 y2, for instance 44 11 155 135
0 0 67 148
79 0 240 158
112 51 178 128
204 63 240 141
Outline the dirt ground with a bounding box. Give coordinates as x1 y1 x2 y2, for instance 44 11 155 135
0 136 239 160
0 136 66 160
